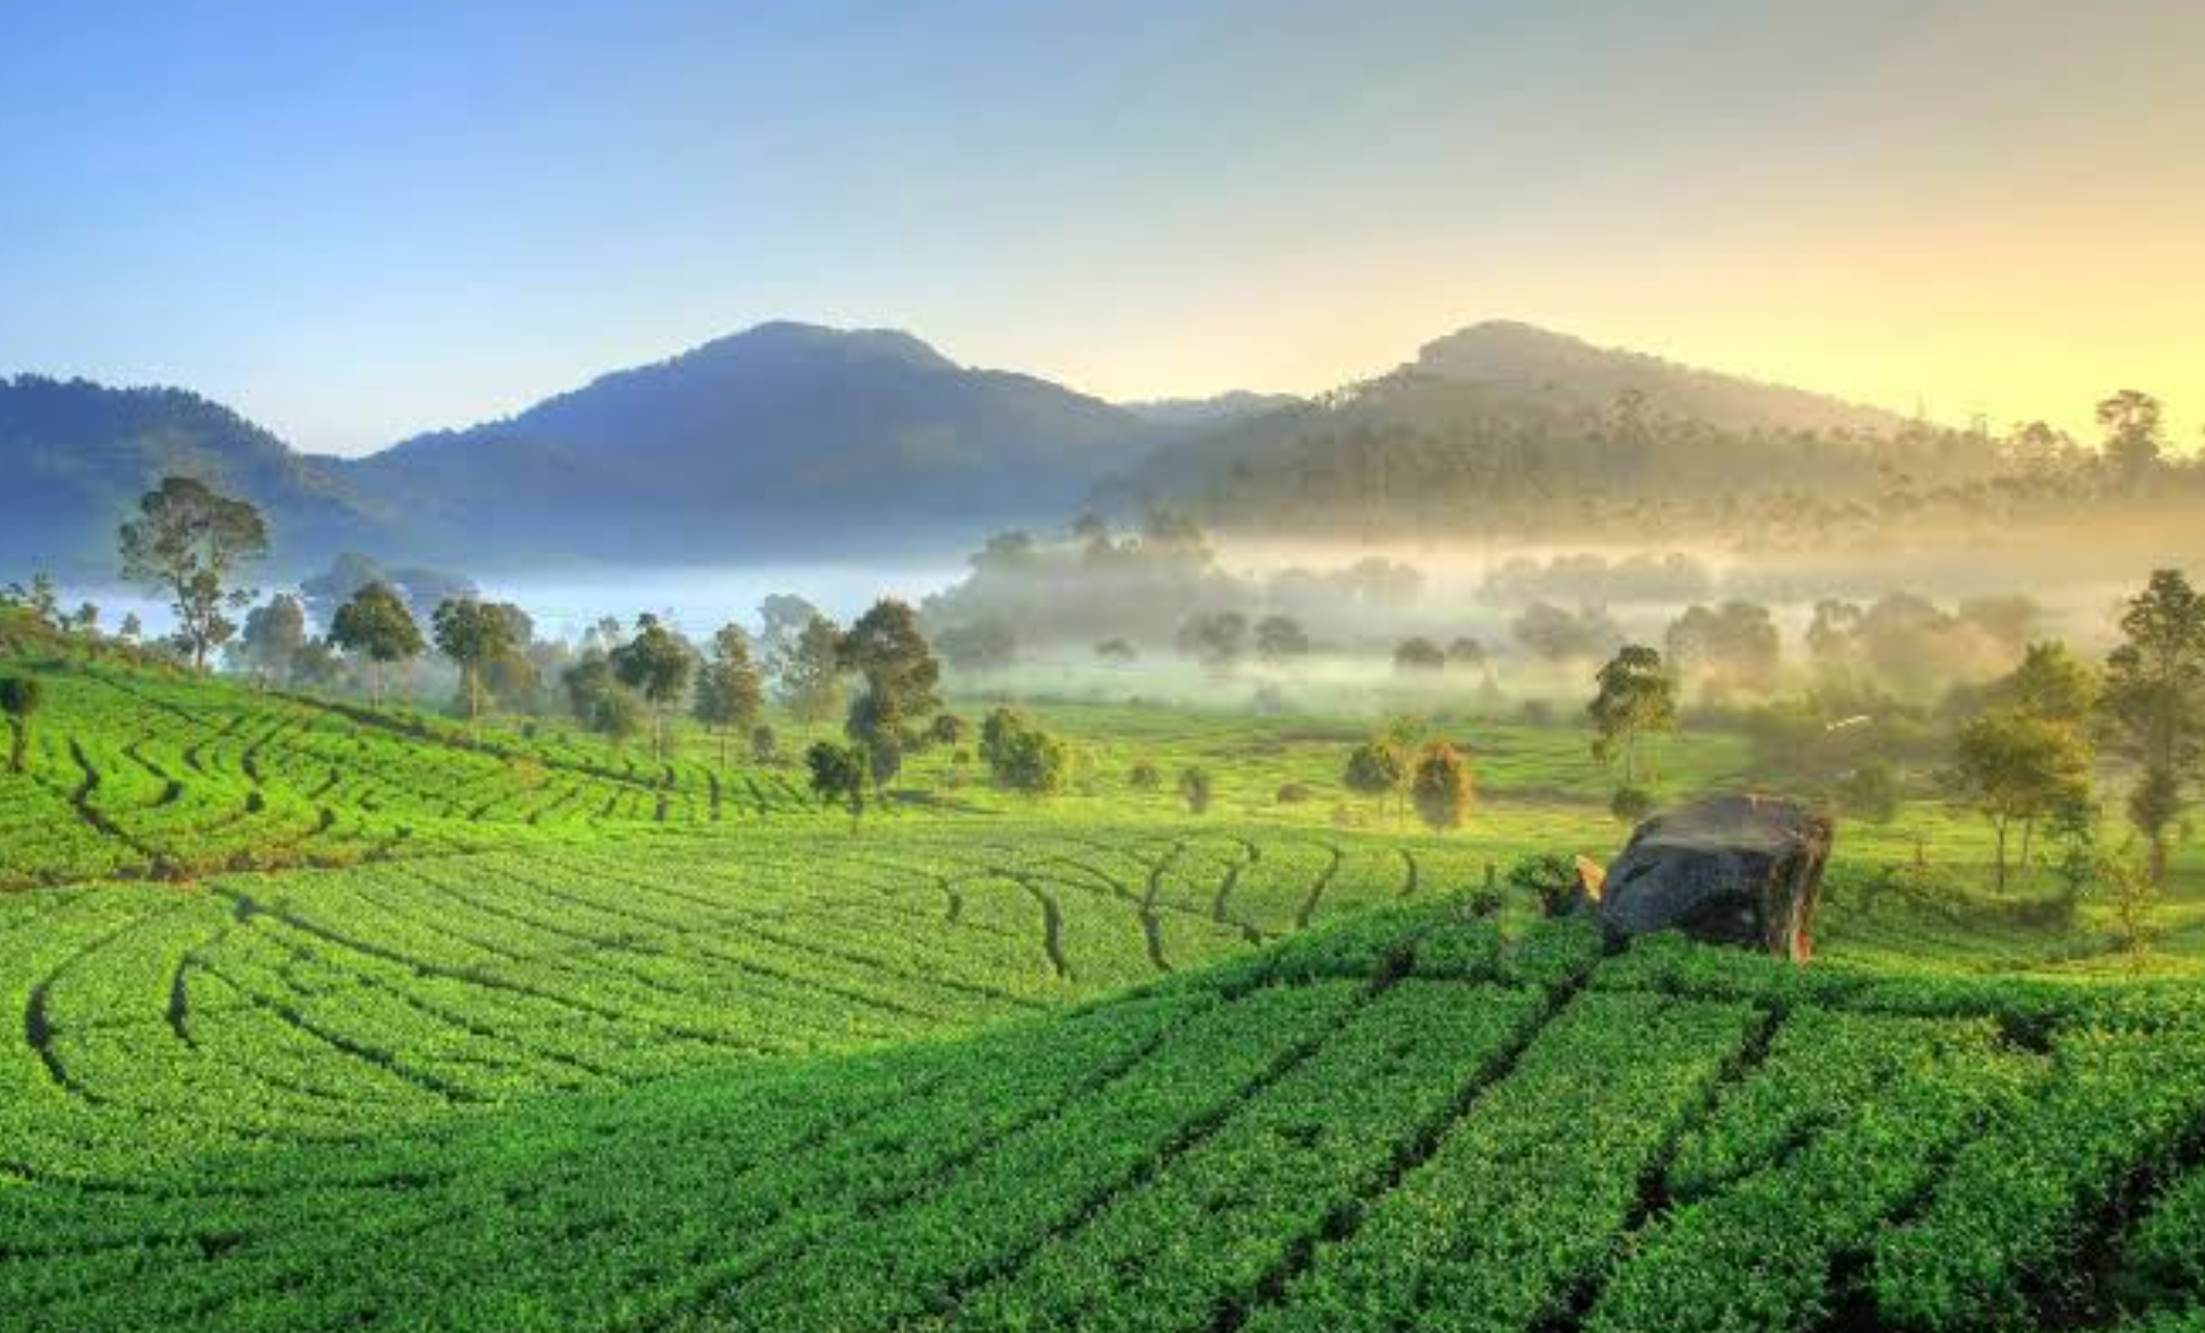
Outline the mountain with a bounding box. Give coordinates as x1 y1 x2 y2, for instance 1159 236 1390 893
332 322 1169 564
1 319 1972 579
1407 321 1909 435
1112 319 1962 537
0 375 384 578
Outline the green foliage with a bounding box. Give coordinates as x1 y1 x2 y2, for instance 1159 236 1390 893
1508 852 1583 918
1342 737 1408 812
1179 765 1214 814
610 614 696 757
977 708 1070 797
0 673 42 772
1608 783 1655 823
1127 758 1162 791
1875 1026 2205 1330
1832 758 1901 823
1944 708 2094 890
806 739 870 828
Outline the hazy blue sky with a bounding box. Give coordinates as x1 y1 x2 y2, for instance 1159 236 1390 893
3 0 2200 454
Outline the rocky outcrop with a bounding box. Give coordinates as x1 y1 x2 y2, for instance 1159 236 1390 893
1598 795 1833 962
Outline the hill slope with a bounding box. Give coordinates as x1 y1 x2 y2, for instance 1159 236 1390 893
1114 320 1975 538
5 880 2202 1333
0 376 385 576
334 321 1169 563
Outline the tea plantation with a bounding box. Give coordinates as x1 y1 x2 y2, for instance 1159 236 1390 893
2 654 2202 1332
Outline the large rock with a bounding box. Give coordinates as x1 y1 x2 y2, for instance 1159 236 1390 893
1598 795 1834 962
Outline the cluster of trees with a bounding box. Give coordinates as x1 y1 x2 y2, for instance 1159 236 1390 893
1341 725 1476 833
1153 373 2205 547
1478 552 1712 608
978 708 1071 796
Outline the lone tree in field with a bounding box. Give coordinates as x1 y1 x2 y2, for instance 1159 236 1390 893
610 615 696 759
1412 740 1474 833
237 594 308 688
0 676 43 773
328 582 424 705
432 598 518 730
778 614 846 726
1179 766 1214 815
117 475 269 671
1344 737 1409 820
2099 569 2205 883
1588 644 1678 787
1945 711 2094 892
838 599 941 791
807 739 870 831
693 624 766 766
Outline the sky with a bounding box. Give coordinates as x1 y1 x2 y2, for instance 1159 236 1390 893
2 0 2200 456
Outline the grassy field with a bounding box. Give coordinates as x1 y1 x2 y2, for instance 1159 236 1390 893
2 645 2203 1331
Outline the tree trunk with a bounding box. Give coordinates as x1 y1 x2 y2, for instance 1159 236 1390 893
2018 817 2036 873
1992 818 2008 893
2150 829 2170 886
7 722 24 774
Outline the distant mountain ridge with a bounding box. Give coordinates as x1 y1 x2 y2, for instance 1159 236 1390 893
0 375 382 578
1 318 1946 576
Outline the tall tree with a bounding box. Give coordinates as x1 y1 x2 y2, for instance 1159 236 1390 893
328 583 424 704
2095 390 2164 491
2099 569 2205 882
838 599 940 788
116 476 269 670
431 598 519 729
236 594 308 688
0 676 42 773
778 614 846 726
693 624 766 766
1981 639 2100 868
1588 645 1679 786
1945 710 2094 892
610 615 696 759
758 594 824 685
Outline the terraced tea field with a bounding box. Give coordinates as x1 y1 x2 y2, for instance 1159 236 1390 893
6 895 2204 1332
3 652 2202 1331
